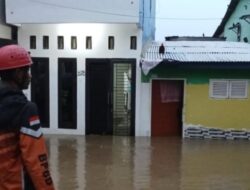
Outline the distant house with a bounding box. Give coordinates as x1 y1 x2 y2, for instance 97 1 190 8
3 0 156 136
140 40 250 139
214 0 250 43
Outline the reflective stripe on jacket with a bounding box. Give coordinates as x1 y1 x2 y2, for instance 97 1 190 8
0 83 55 190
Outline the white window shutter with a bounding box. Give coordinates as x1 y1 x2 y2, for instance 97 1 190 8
229 80 248 98
210 80 228 98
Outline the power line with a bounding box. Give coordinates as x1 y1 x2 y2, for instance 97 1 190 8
30 0 138 18
156 17 222 21
30 0 223 21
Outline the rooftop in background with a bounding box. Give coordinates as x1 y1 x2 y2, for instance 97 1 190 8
165 36 226 41
213 0 240 37
141 40 250 75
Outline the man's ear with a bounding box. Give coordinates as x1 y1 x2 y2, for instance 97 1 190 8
12 66 30 83
14 68 20 76
13 68 23 81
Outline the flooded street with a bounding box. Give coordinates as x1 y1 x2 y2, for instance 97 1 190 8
46 135 250 190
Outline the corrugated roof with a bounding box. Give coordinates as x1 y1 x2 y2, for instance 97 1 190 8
141 41 250 75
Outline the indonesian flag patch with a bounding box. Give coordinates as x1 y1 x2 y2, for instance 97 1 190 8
21 115 42 138
29 116 40 127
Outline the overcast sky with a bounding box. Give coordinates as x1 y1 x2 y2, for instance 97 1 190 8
155 0 231 40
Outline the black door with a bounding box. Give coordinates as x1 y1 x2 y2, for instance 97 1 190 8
31 57 50 128
86 59 113 135
58 58 77 129
86 59 136 136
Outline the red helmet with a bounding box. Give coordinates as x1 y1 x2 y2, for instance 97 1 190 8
0 44 32 71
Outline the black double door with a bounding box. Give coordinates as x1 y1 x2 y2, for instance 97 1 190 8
31 58 50 128
86 59 135 136
32 58 77 130
31 58 134 134
86 59 113 135
58 58 77 129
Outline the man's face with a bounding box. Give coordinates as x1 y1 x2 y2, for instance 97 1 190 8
15 66 31 90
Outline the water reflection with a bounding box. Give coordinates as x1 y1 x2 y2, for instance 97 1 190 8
46 135 250 190
150 137 182 190
180 139 250 190
133 137 151 190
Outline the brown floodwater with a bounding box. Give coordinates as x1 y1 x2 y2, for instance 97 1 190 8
45 135 250 190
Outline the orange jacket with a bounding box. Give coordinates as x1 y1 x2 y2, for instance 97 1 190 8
0 93 55 189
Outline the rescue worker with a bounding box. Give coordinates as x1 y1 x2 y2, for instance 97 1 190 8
0 44 55 190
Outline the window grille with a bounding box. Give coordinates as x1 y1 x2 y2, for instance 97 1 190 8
230 80 248 98
210 80 228 98
210 80 248 99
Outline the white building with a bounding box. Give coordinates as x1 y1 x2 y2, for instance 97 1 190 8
0 0 14 44
5 0 156 136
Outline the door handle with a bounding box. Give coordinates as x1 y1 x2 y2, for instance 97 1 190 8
107 92 110 105
107 92 113 113
110 92 113 106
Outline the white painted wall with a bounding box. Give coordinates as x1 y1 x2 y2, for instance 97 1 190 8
0 24 11 39
4 0 156 137
135 81 151 136
18 23 148 135
0 0 12 40
6 0 139 24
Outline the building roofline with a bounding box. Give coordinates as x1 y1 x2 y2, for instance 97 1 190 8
213 0 240 37
165 36 226 41
140 40 250 75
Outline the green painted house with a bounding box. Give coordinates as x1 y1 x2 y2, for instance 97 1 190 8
214 0 250 43
140 40 250 139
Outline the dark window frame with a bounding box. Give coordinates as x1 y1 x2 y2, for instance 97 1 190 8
58 36 64 49
108 36 115 50
43 36 49 49
30 35 36 49
86 36 92 49
71 36 77 49
130 36 137 50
